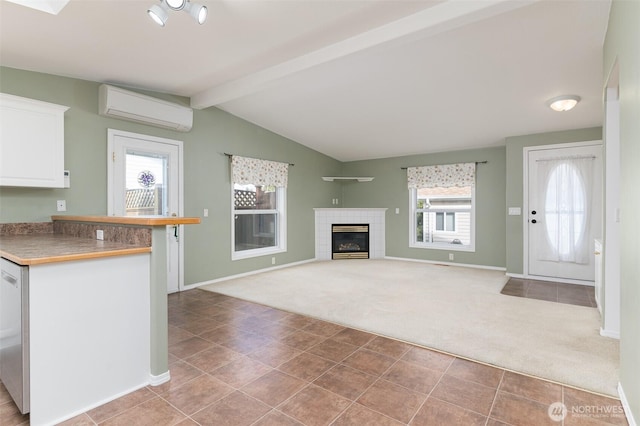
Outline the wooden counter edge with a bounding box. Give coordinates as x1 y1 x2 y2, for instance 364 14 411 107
0 246 152 266
51 215 201 226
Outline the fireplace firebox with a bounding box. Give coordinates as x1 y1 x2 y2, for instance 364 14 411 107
332 224 369 259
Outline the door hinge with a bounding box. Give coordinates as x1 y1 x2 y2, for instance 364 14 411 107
112 151 115 161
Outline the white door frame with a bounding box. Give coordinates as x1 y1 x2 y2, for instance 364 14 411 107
106 128 185 292
522 140 603 284
601 60 621 338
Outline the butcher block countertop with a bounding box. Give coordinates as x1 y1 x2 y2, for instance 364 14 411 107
0 234 151 266
51 215 201 226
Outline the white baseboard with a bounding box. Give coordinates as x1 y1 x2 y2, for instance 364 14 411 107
523 274 595 286
384 256 507 272
149 371 170 386
189 257 505 290
619 382 637 426
47 382 149 426
507 272 595 287
187 258 316 290
600 328 620 339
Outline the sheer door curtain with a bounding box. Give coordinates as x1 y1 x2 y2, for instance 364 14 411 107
537 157 594 264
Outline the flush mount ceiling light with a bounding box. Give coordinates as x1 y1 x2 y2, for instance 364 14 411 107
148 0 207 26
547 95 581 112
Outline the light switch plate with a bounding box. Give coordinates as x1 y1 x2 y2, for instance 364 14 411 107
56 200 66 211
508 207 521 216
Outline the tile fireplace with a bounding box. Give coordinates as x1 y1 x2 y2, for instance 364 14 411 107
332 224 369 259
314 208 386 260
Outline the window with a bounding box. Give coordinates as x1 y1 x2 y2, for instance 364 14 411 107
408 163 475 251
435 212 456 232
232 184 286 258
231 156 288 260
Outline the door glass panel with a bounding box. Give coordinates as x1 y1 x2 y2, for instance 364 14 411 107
544 163 586 257
125 150 168 216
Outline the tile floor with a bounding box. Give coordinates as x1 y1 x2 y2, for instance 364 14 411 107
501 278 597 308
1 289 627 426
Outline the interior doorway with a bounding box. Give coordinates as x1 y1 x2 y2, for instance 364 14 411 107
107 129 184 294
524 142 603 283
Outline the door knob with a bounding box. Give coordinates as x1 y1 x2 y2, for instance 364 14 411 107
531 210 537 215
531 219 537 224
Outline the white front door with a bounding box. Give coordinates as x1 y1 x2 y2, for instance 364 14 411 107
526 143 602 282
107 129 184 293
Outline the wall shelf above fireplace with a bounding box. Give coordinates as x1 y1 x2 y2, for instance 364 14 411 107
322 176 374 182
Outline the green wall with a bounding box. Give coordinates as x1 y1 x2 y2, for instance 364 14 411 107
0 67 343 283
342 146 507 268
604 0 640 421
504 127 603 275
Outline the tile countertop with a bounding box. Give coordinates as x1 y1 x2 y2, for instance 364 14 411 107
0 234 151 266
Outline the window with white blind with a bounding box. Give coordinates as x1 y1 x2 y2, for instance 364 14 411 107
231 156 288 260
408 163 476 252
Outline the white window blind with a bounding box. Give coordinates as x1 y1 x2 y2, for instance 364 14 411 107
407 163 475 188
231 155 289 188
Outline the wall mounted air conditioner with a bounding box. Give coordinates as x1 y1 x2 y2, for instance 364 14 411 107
98 84 193 132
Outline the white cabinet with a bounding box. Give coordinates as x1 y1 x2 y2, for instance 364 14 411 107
28 254 150 425
0 93 69 188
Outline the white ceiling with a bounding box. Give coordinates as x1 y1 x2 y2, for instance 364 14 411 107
0 0 611 161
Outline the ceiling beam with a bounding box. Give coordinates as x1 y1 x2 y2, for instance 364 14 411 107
190 0 536 110
5 0 70 15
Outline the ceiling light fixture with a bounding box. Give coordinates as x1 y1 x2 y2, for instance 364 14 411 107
147 0 207 26
547 95 581 112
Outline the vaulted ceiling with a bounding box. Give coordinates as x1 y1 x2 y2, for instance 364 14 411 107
0 0 611 161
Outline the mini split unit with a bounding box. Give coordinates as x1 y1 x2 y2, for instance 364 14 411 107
98 84 193 132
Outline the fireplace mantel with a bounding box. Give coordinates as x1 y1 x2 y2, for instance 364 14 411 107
314 208 387 260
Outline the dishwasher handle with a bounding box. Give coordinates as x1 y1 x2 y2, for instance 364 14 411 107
1 271 18 287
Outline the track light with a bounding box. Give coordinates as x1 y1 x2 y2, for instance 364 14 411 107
148 3 169 27
147 0 207 26
165 0 186 10
185 1 207 24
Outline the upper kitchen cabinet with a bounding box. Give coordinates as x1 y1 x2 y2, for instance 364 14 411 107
0 93 69 188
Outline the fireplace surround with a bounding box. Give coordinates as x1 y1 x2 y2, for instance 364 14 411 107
314 208 386 260
332 224 369 259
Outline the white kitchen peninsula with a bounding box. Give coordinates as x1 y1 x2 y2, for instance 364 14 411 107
0 234 151 425
1 214 200 425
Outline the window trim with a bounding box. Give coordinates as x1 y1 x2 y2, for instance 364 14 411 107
231 185 287 260
409 187 476 252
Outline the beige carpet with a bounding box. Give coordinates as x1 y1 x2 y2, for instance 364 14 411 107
201 259 620 397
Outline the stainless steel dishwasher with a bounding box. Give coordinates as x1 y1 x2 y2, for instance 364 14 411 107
0 257 30 414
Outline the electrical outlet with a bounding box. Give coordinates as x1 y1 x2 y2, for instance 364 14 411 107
449 253 454 261
56 200 66 211
203 208 209 217
96 230 104 240
272 257 276 265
